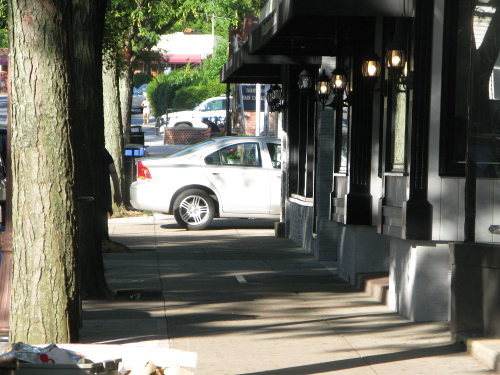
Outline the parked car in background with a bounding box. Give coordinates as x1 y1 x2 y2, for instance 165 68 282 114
161 95 228 128
129 136 282 230
131 84 149 112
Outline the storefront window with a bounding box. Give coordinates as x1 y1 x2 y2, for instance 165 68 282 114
441 0 500 177
393 90 407 166
288 67 316 200
381 18 412 174
339 107 349 173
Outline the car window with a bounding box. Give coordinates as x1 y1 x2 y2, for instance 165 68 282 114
205 142 261 167
205 99 225 111
168 139 215 157
204 151 221 165
267 143 282 169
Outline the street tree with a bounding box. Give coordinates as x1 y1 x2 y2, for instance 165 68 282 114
72 0 110 299
8 0 80 343
8 0 108 342
102 0 260 202
102 0 181 200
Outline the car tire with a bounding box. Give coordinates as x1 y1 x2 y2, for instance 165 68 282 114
173 189 215 230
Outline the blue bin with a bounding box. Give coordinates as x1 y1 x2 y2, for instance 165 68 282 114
124 146 146 157
124 144 147 208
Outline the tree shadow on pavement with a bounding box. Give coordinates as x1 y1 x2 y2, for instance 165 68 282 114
237 343 466 375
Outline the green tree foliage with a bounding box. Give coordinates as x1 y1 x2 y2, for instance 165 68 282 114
147 38 227 117
198 39 228 82
170 0 260 37
133 72 153 88
148 68 197 116
165 39 227 110
102 0 258 134
0 0 6 48
0 0 6 28
172 85 206 109
0 30 6 48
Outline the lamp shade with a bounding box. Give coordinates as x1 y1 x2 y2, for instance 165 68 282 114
362 52 382 78
316 70 331 96
385 40 406 71
330 67 347 92
267 84 283 112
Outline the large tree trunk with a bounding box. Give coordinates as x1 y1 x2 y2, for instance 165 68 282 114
120 68 133 145
72 0 111 299
103 56 125 201
8 0 79 343
120 31 135 145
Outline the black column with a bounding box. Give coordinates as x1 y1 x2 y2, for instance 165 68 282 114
345 18 376 225
402 0 434 240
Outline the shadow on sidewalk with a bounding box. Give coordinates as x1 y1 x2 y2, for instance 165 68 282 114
239 343 465 375
159 218 278 231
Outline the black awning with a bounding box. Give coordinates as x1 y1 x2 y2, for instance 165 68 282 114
248 0 414 55
221 44 321 84
220 0 413 83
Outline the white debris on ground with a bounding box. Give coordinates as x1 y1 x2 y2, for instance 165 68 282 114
0 343 196 375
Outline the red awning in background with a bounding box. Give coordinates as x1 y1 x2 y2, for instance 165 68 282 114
164 54 202 63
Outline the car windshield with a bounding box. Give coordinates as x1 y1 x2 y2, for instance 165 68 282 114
166 139 217 157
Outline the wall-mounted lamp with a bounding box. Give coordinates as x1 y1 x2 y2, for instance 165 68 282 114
362 42 412 95
325 68 349 109
298 69 315 93
298 67 349 109
362 52 382 88
330 68 348 93
385 39 406 75
266 84 284 112
316 70 331 108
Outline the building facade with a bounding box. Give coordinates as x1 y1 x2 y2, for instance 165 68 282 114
221 0 500 337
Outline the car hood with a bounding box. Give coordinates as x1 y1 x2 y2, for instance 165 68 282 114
168 110 194 118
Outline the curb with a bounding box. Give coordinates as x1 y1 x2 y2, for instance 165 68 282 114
455 334 500 373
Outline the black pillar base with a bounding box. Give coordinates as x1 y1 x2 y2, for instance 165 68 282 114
451 243 500 338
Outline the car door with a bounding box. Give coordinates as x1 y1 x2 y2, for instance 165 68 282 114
202 141 271 214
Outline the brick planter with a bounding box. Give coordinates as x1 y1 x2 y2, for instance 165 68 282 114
164 127 210 145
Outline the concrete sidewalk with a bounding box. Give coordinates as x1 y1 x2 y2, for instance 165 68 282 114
2 124 498 373
77 214 496 374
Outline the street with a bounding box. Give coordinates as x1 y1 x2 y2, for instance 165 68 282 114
132 109 188 157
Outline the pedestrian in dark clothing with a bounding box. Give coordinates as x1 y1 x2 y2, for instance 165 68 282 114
202 117 220 138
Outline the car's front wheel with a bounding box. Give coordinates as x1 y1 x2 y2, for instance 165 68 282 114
173 189 215 230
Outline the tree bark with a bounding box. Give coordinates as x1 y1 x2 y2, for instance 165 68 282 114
72 0 111 299
103 56 125 201
8 0 79 343
120 68 133 145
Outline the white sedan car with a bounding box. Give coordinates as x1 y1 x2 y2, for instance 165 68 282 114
129 136 282 230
